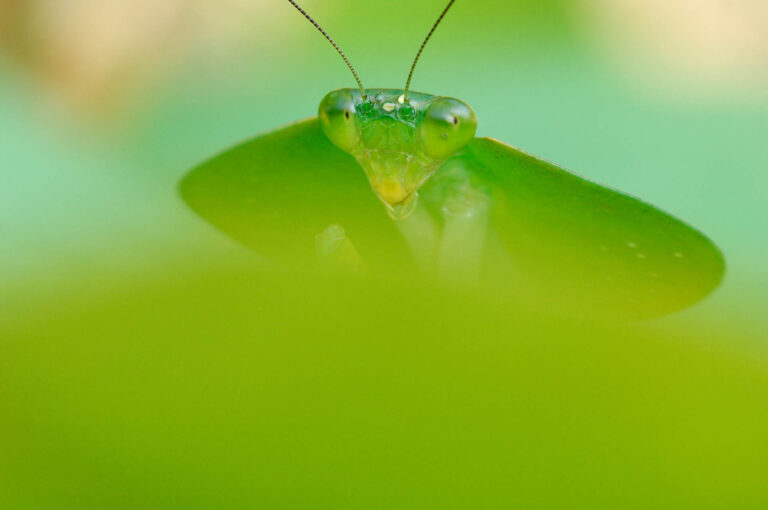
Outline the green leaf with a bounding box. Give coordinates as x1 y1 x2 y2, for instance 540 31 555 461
442 137 725 316
180 118 724 318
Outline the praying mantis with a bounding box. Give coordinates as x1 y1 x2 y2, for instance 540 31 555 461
180 0 724 318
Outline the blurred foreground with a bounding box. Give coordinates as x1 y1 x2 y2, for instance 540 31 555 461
2 263 767 508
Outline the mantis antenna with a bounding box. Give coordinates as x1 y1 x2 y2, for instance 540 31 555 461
286 0 367 98
403 0 456 101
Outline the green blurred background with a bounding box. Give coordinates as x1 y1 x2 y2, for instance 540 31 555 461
1 0 767 507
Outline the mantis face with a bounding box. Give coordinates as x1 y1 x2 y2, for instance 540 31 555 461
319 88 477 218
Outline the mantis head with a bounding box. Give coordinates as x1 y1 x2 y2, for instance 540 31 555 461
319 88 477 218
287 0 463 219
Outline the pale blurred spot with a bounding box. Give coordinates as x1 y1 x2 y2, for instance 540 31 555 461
32 0 186 112
0 0 289 120
576 0 768 103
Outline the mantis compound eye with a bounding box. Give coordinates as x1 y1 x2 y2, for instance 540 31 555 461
318 90 361 154
419 97 477 160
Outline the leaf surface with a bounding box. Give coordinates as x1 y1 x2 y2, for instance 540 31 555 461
181 118 724 317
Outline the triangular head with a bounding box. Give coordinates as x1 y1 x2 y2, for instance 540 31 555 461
318 88 477 219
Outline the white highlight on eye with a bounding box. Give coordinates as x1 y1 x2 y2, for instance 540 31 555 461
398 94 406 104
673 252 684 258
627 242 637 248
382 102 396 113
